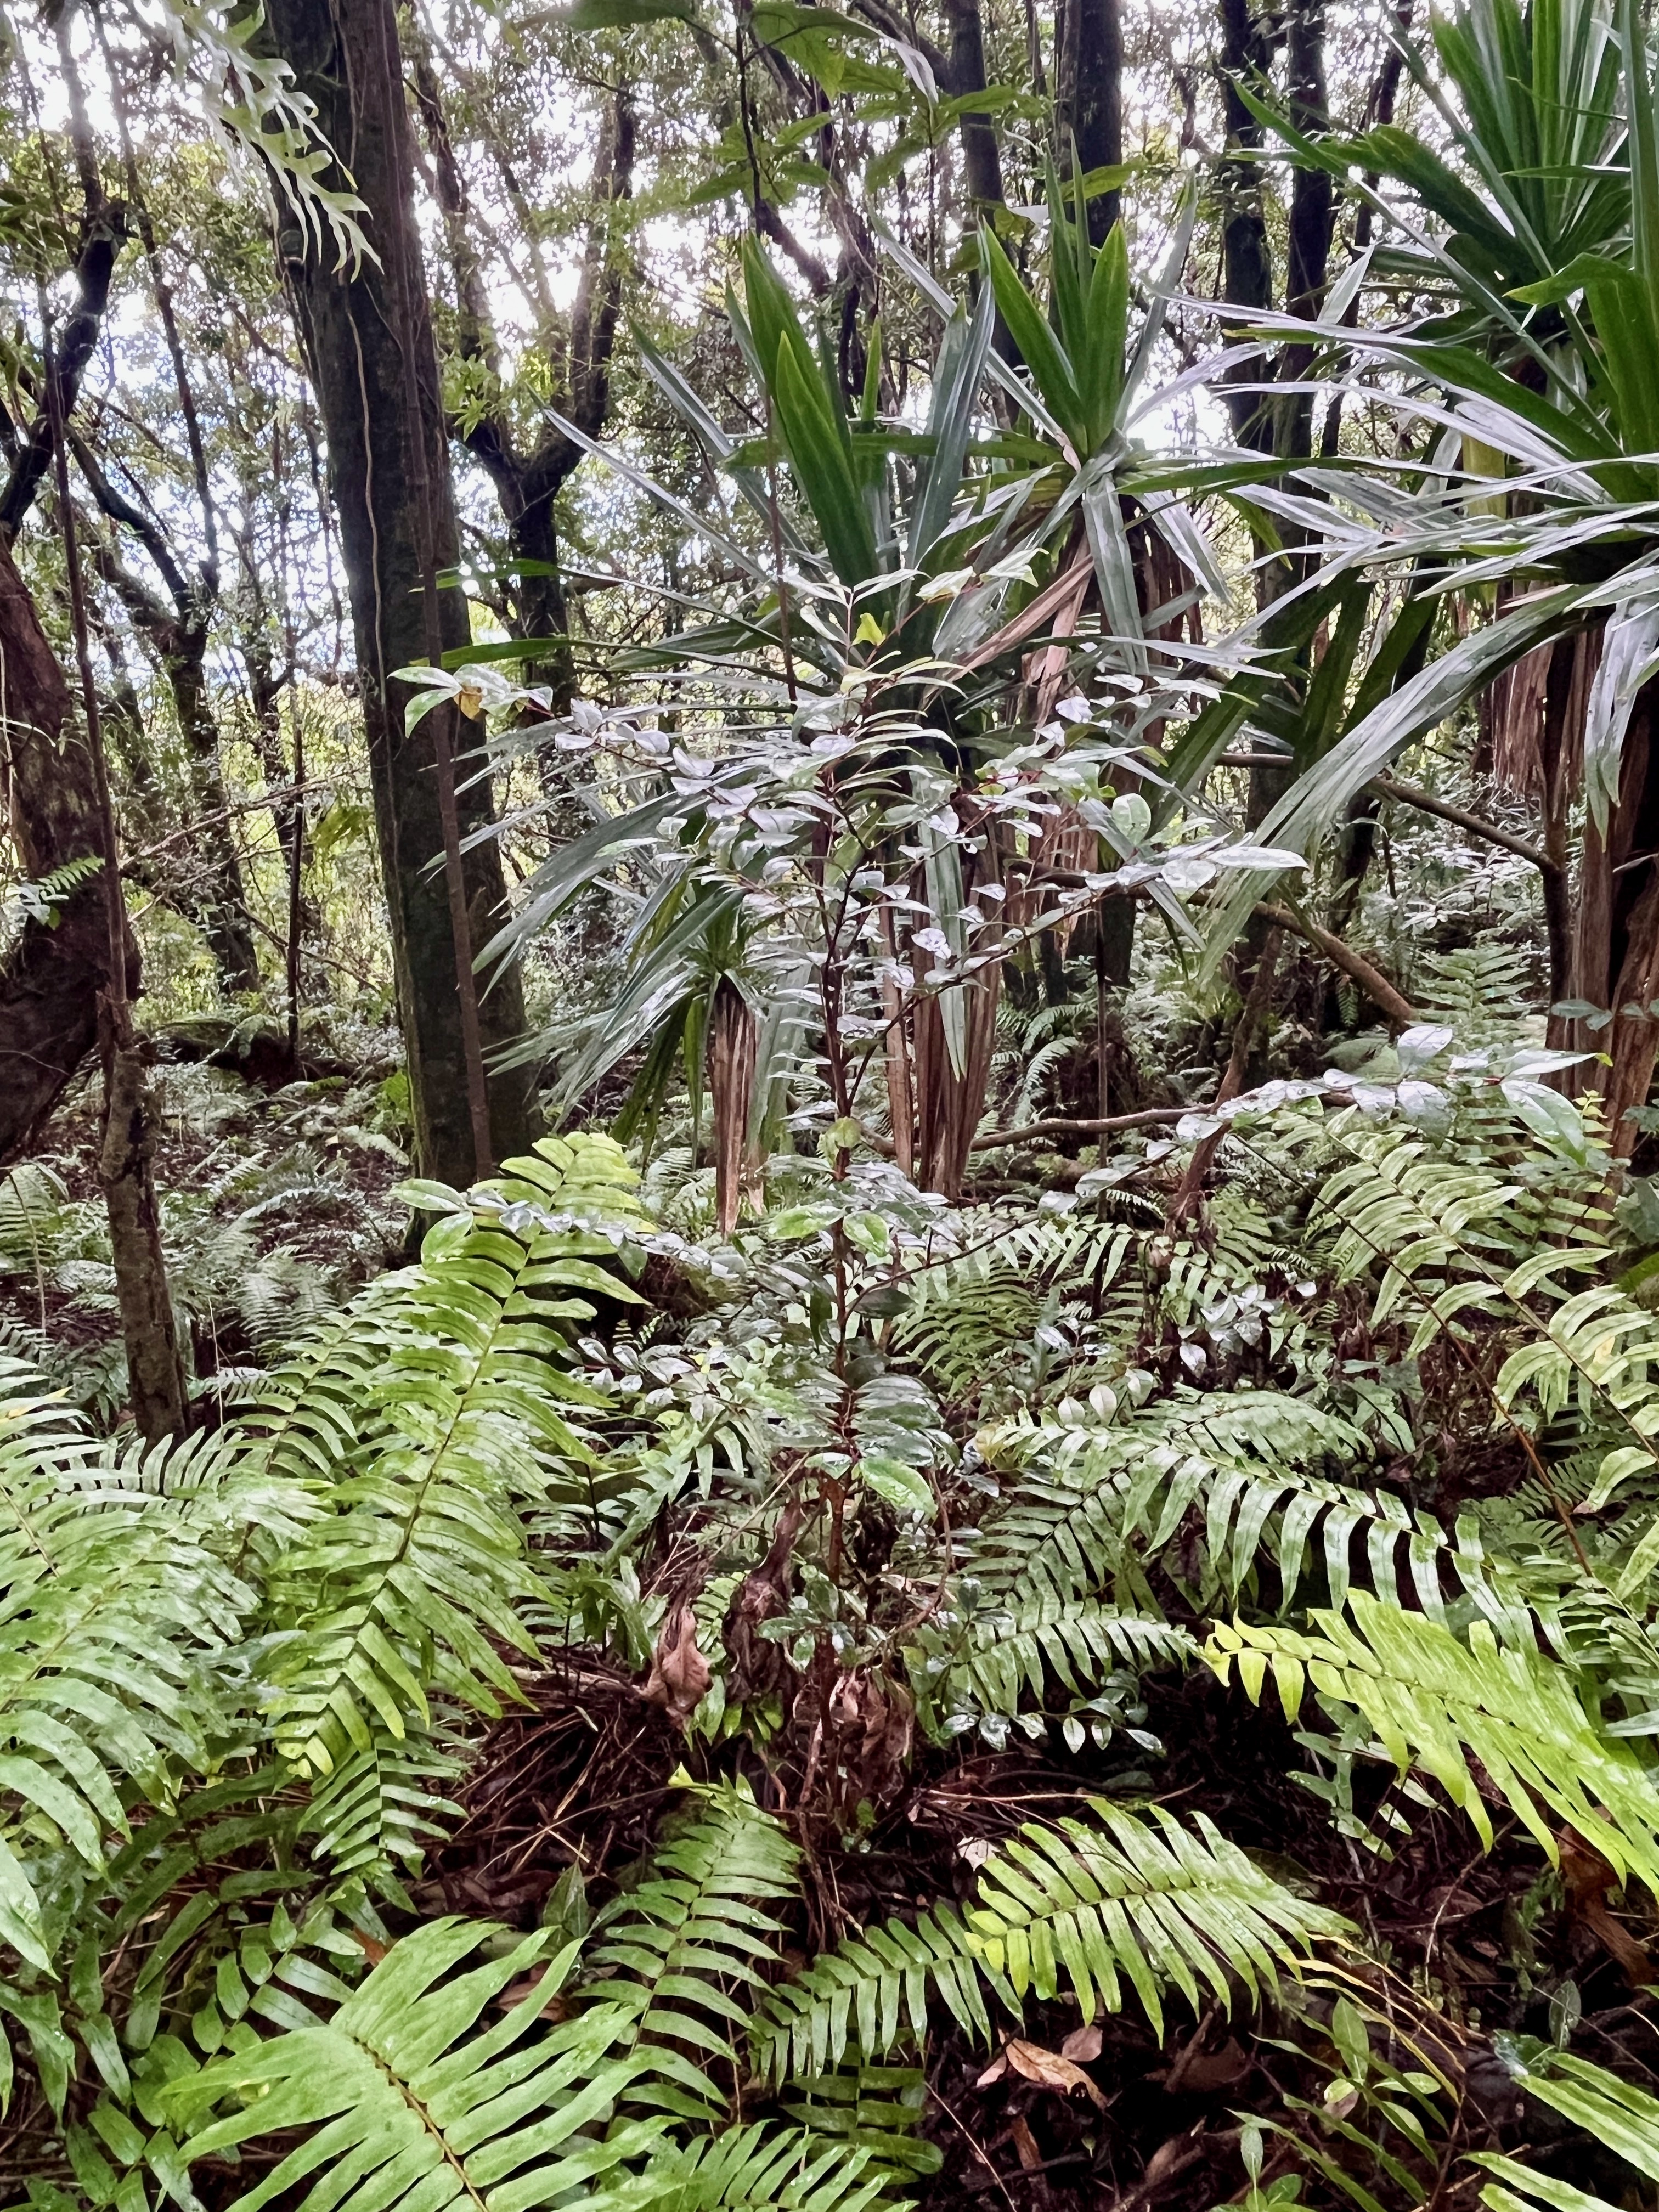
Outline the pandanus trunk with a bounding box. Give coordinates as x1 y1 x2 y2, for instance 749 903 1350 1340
708 978 759 1235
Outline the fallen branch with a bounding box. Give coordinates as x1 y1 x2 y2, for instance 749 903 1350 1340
969 1106 1190 1148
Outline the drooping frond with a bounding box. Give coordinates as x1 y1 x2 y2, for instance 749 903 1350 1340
589 2123 892 2212
261 1175 630 1775
0 1371 262 1968
172 1917 668 2210
1209 1595 1659 1888
585 1782 800 2121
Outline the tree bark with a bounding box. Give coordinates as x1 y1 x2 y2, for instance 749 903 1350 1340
99 1028 189 1442
943 0 1006 208
1217 0 1274 453
72 436 262 993
263 0 533 1184
1057 0 1124 240
1566 682 1659 1152
0 535 134 1164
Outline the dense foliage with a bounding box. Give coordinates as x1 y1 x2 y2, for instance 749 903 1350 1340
14 0 1659 2207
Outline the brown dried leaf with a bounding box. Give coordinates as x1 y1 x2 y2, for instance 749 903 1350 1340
1560 1825 1652 1983
1059 2022 1103 2062
723 1498 802 1702
1001 2038 1107 2108
643 1602 710 1726
975 2050 1009 2088
1168 2036 1250 2094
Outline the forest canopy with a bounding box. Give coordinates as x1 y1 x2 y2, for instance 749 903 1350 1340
9 0 1659 2208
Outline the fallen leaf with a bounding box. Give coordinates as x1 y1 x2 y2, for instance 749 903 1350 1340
1560 1825 1654 1984
975 2050 1009 2087
993 2037 1107 2107
1060 2021 1103 2062
643 1602 710 1725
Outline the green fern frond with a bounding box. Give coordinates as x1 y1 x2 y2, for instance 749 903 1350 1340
755 1799 1348 2081
298 1723 465 1875
262 1198 624 1775
1209 1595 1659 1890
585 1781 799 2121
0 1385 264 1969
1470 2047 1659 2212
590 2123 891 2212
779 2058 941 2186
907 1592 1193 1741
171 1916 668 2211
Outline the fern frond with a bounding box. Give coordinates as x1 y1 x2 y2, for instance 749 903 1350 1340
586 1782 799 2121
172 1916 668 2210
262 1197 623 1775
907 1592 1193 1742
754 1799 1348 2081
1210 1595 1659 1891
298 1722 465 1875
591 2123 890 2212
0 1384 263 1969
780 2058 941 2186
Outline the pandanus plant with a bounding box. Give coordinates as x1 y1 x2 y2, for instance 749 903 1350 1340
414 192 1301 1213
1206 0 1659 1150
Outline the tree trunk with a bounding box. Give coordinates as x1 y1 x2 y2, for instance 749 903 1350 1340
1057 0 1124 240
1567 681 1659 1152
100 1028 189 1441
943 0 1006 208
263 0 533 1185
166 628 262 994
1217 0 1274 453
0 535 134 1164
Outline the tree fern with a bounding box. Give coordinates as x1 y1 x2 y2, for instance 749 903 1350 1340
754 1799 1349 2081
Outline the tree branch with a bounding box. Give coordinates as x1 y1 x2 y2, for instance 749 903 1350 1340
1371 772 1555 873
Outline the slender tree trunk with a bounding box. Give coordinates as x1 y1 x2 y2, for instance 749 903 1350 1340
942 0 1006 208
1568 682 1659 1152
166 629 262 994
99 1024 189 1440
1218 0 1274 453
264 0 533 1185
